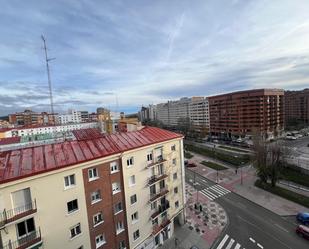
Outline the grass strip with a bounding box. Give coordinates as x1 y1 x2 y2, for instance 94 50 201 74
201 161 228 171
218 145 250 153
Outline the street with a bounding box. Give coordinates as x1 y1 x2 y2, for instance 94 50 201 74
185 169 309 249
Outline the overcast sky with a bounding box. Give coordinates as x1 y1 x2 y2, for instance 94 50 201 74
1 0 309 116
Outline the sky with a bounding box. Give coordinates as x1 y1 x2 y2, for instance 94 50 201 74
1 0 309 116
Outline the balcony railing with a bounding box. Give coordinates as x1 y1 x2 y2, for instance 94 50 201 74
146 155 166 169
1 228 42 249
152 217 171 235
148 173 168 186
150 187 169 202
0 200 37 227
151 200 170 219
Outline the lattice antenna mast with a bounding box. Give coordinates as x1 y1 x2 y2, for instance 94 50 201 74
41 35 55 115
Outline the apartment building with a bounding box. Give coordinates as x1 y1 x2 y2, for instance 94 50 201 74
9 110 56 126
284 89 309 126
208 89 284 138
58 109 83 124
189 97 210 132
138 105 156 122
0 127 185 249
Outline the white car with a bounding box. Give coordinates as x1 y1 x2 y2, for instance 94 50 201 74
286 135 296 140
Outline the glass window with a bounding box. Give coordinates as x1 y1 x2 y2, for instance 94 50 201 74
173 173 177 180
119 241 126 249
70 223 81 238
174 187 178 194
88 168 98 180
114 202 123 214
95 234 106 248
67 199 78 213
64 174 75 188
171 145 176 151
172 158 176 165
130 194 137 205
91 190 101 204
147 152 153 162
93 212 104 226
129 175 136 186
116 221 124 234
16 218 35 238
110 162 119 173
131 212 138 223
175 201 179 208
127 157 134 166
112 182 121 194
133 230 140 241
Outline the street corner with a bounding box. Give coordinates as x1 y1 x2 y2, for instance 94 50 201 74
185 184 228 247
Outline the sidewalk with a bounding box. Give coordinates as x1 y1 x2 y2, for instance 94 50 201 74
161 184 227 249
188 152 309 216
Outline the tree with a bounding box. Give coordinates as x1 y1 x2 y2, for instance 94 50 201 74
177 117 192 136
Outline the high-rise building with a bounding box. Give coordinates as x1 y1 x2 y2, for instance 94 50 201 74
58 109 85 124
189 97 210 132
208 89 284 138
0 127 185 249
284 89 309 127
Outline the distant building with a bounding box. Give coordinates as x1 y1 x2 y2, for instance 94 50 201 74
9 109 56 126
139 105 157 122
208 89 284 138
58 109 89 124
284 89 309 126
189 97 210 132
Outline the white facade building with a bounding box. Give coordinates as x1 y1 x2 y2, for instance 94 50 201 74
189 97 210 130
58 110 82 124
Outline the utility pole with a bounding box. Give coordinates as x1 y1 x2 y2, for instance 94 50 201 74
41 35 55 117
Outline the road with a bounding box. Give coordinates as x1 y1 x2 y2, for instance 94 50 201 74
185 169 309 249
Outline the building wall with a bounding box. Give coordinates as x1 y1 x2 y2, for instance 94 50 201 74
285 89 309 125
209 89 284 137
189 97 209 132
121 138 185 249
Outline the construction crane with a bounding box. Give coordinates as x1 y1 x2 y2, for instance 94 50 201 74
41 35 55 116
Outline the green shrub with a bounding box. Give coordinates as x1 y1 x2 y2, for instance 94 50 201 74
184 151 193 159
280 167 309 188
200 161 228 170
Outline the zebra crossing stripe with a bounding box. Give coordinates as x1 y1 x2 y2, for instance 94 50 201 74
215 184 231 193
201 189 218 199
209 185 227 195
199 190 215 201
226 238 235 249
216 234 229 249
234 243 241 249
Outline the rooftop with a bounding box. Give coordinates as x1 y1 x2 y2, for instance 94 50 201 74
0 127 182 184
72 128 103 141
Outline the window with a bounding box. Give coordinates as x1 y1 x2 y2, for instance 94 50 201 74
129 175 136 186
173 173 177 180
67 199 78 213
127 157 134 166
174 187 178 194
64 174 75 188
172 158 176 165
147 152 153 162
70 223 81 239
91 190 101 204
114 202 123 214
12 188 32 210
16 218 35 238
119 241 126 249
116 221 125 234
110 162 119 173
93 212 104 226
151 201 157 210
175 201 179 208
95 234 106 248
171 145 176 151
112 182 121 194
88 168 99 181
130 194 137 205
133 230 140 241
131 212 138 223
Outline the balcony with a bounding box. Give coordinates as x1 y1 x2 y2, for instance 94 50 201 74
152 217 171 235
2 228 42 249
150 187 169 202
151 200 170 219
148 173 168 186
146 155 166 169
0 200 37 228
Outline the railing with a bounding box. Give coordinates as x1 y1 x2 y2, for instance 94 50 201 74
1 228 42 249
0 200 37 227
146 155 166 169
150 186 169 202
148 173 168 186
151 200 170 219
152 217 171 235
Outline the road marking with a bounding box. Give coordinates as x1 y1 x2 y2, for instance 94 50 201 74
200 190 215 200
274 223 289 233
234 243 241 249
210 185 227 195
257 243 263 249
225 238 235 249
215 184 231 193
249 237 255 243
216 234 229 249
201 189 218 199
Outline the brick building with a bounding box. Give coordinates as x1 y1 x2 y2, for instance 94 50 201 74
284 89 309 126
208 89 284 138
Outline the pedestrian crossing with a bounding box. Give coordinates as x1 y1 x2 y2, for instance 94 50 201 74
199 184 230 201
216 234 245 249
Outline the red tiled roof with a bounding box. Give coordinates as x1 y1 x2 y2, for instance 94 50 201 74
72 128 104 141
0 128 13 132
0 127 182 184
0 137 21 145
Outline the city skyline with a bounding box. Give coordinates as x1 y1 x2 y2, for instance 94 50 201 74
1 0 309 116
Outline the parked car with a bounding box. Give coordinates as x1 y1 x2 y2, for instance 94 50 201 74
296 212 309 225
296 225 309 240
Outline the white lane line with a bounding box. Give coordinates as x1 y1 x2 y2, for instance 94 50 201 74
257 243 263 249
216 234 229 249
199 191 214 201
210 185 227 195
202 179 207 182
215 184 231 193
202 189 218 199
225 238 235 249
249 237 256 243
234 243 241 249
274 223 289 233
